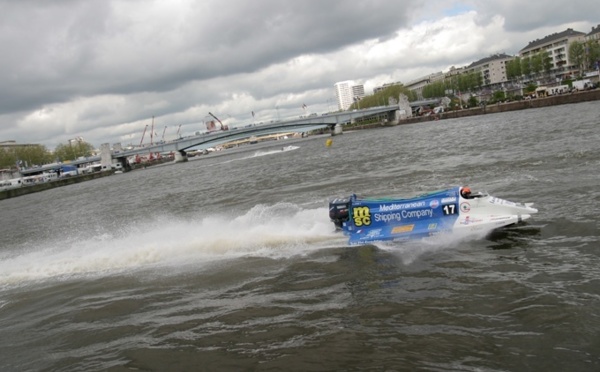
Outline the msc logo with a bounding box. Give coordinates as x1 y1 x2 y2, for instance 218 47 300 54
353 206 371 227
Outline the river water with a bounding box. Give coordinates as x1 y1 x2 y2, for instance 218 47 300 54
1 101 599 371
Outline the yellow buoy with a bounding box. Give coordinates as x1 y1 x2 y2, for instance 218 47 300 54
325 138 333 147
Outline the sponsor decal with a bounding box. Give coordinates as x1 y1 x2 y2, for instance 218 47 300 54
441 197 457 203
459 216 483 225
374 212 402 223
392 224 414 234
353 206 371 227
378 201 426 211
401 209 433 219
489 197 516 207
364 229 383 238
374 209 434 222
429 199 439 208
428 223 437 230
460 202 471 213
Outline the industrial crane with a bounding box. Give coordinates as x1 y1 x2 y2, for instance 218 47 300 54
208 112 229 131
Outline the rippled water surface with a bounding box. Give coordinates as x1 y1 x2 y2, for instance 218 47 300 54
1 102 599 371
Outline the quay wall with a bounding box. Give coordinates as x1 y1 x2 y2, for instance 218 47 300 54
0 171 114 201
397 89 600 125
347 89 600 130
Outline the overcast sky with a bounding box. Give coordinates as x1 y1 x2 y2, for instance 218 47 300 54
1 0 599 149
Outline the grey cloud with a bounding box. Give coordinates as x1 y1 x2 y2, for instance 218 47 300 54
470 0 600 32
0 0 415 116
2 0 599 148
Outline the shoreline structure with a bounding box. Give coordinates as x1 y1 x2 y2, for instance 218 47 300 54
354 88 600 129
1 89 598 201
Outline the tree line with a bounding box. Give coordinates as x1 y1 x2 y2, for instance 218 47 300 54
348 84 417 110
0 141 95 170
505 40 600 82
349 39 600 109
421 71 483 99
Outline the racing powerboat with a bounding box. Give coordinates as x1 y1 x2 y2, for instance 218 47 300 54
329 186 537 245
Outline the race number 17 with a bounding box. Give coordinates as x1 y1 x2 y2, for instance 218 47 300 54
442 204 456 215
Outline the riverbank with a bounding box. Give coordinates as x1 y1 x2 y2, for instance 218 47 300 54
3 89 598 200
0 170 115 201
349 88 600 129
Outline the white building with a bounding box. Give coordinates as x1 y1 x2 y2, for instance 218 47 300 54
463 53 512 87
334 81 365 110
352 84 365 99
519 28 586 79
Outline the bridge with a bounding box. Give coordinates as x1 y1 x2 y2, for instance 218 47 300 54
20 104 403 176
100 105 402 170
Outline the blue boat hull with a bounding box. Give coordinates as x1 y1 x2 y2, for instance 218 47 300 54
329 186 537 245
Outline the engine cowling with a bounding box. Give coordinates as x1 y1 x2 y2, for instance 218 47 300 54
329 198 350 229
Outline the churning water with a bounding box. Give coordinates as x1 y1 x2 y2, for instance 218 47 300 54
1 102 599 371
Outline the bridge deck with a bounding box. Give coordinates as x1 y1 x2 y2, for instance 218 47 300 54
20 105 399 175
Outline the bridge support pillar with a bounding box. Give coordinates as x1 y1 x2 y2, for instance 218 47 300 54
332 124 343 136
100 143 113 171
174 150 188 163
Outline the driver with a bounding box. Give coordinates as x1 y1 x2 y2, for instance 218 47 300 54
460 187 472 199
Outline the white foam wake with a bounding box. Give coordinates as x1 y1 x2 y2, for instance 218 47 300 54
0 203 342 288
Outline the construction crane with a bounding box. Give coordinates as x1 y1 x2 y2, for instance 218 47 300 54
139 124 148 146
150 116 155 145
208 112 229 131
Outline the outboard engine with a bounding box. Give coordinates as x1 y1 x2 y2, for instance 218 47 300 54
329 198 350 230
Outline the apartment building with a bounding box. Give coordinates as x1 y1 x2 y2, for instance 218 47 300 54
0 140 43 151
341 27 597 106
586 25 600 78
462 53 512 88
352 84 365 100
403 72 445 100
519 28 586 79
587 24 600 42
334 81 364 110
